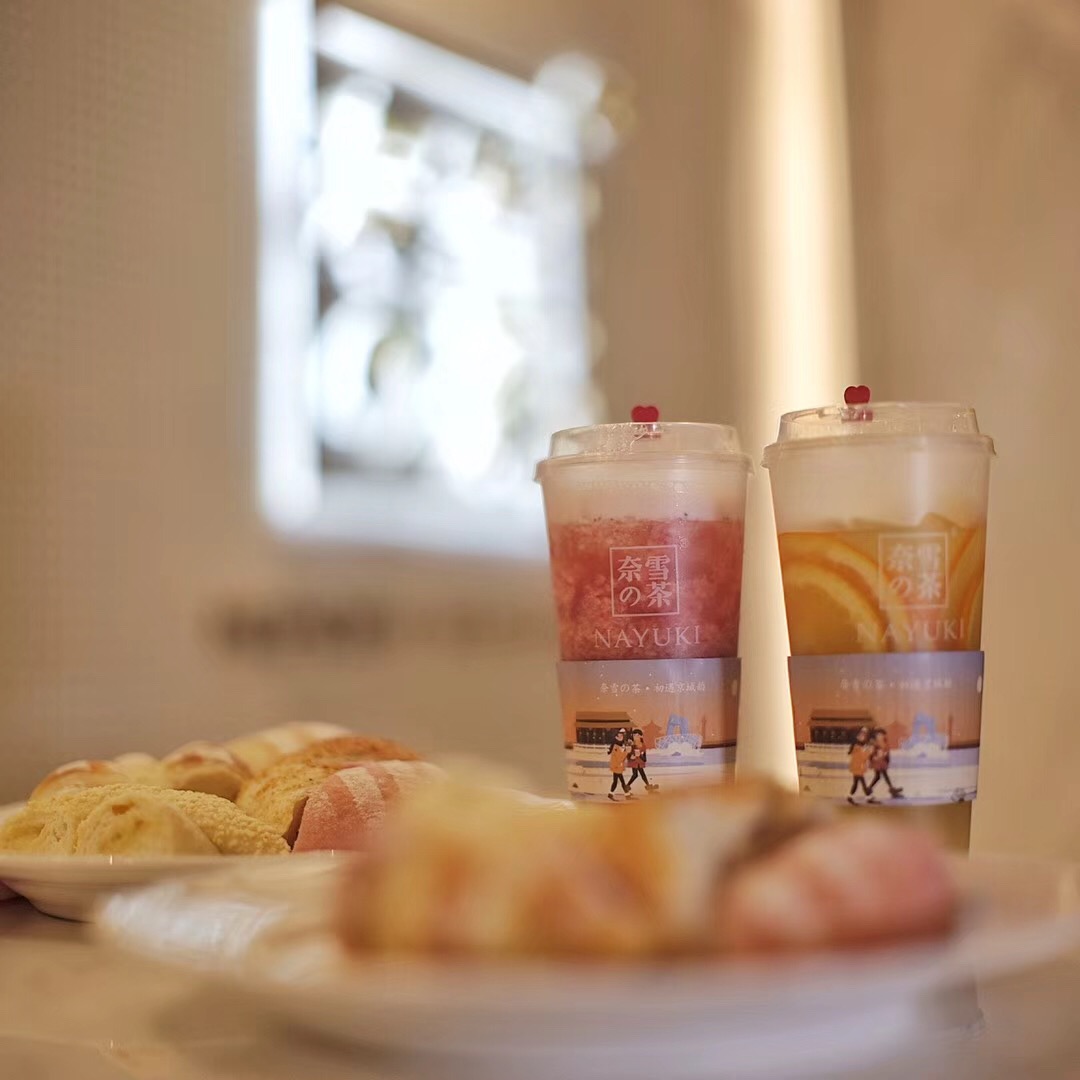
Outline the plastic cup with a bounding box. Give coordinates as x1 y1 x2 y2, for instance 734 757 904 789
536 421 750 802
763 401 995 847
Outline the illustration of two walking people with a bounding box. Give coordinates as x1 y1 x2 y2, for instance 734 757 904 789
848 726 904 804
607 727 658 800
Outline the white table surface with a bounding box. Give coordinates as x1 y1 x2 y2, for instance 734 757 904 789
3 897 1080 1080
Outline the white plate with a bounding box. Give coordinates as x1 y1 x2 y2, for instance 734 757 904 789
96 853 1080 1079
0 802 294 921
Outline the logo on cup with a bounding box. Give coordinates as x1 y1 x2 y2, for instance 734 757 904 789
609 545 680 617
878 533 949 609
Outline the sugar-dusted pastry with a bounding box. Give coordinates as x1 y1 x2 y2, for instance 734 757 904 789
0 785 289 856
73 791 218 856
293 761 443 853
337 777 957 958
238 735 421 844
29 760 134 802
225 722 351 774
161 741 251 801
5 786 175 854
132 788 289 855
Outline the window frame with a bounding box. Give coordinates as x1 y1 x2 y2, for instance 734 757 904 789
255 0 595 560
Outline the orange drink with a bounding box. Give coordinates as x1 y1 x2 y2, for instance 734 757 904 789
764 401 995 849
778 517 987 655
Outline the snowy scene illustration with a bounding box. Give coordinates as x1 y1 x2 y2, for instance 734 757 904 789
557 658 740 801
790 653 983 805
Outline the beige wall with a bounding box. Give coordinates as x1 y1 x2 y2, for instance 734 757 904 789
843 0 1080 855
0 0 555 798
3 0 1077 860
0 0 725 800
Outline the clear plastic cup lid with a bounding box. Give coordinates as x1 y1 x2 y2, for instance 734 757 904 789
762 402 995 466
535 421 750 480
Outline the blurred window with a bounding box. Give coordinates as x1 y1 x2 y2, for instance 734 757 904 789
258 3 613 557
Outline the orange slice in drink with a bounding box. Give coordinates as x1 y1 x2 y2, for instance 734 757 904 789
778 533 884 597
780 559 885 654
947 526 975 575
949 528 985 622
779 533 913 652
961 579 984 650
919 511 961 534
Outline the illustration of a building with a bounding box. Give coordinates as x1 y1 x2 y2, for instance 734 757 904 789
572 710 634 748
900 712 950 753
804 708 875 748
655 713 703 753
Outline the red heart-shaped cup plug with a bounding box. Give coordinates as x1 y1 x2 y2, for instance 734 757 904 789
631 404 660 423
844 385 871 405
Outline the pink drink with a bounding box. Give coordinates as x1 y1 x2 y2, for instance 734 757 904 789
547 517 744 661
536 421 750 801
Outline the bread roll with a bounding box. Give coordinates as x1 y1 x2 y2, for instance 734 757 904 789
3 786 148 853
226 722 351 774
293 761 443 853
237 735 421 844
274 735 420 769
73 792 218 856
29 760 132 803
235 762 345 845
112 752 168 787
161 741 251 801
0 797 78 853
